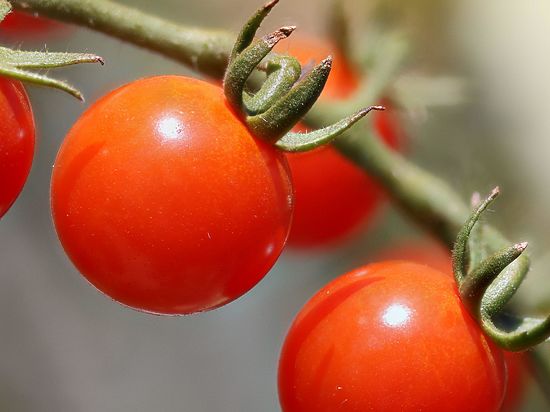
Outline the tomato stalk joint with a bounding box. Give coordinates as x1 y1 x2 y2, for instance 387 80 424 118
223 0 382 152
452 187 550 351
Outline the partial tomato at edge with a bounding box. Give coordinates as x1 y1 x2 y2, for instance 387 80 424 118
374 239 529 411
285 134 382 247
277 35 405 247
51 76 293 315
0 11 67 38
0 77 35 219
278 261 506 412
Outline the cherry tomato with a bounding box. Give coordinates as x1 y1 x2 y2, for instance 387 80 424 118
277 36 404 247
278 261 506 411
0 77 35 219
0 11 66 38
51 76 293 315
376 240 529 410
285 135 382 246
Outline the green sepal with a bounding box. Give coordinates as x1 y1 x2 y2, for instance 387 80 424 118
224 26 294 113
482 312 550 352
467 192 490 268
224 0 380 148
481 250 530 316
459 242 527 315
0 47 103 100
244 55 301 116
0 64 89 99
275 106 384 152
452 188 550 352
0 48 104 68
247 57 332 141
452 187 500 284
229 0 279 63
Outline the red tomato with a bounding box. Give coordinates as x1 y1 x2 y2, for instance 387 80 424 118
0 77 35 218
0 11 66 38
501 351 527 411
376 240 529 410
278 261 506 411
277 36 404 247
285 136 381 246
51 76 293 315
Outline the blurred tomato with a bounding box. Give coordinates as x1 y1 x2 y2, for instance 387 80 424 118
277 35 404 247
374 238 528 410
0 77 35 218
0 11 67 38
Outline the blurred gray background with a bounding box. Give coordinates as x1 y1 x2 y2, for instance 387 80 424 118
2 0 550 410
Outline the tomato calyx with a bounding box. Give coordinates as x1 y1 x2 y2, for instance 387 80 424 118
223 0 382 152
0 0 102 100
452 187 550 351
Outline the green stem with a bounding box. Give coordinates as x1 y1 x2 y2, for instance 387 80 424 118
335 125 469 246
10 0 234 79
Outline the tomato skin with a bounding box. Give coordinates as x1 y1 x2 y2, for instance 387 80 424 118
51 76 293 315
0 77 35 219
278 36 404 247
0 11 66 37
286 141 381 246
278 261 506 412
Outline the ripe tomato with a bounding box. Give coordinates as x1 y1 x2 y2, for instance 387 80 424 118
0 11 66 38
277 36 404 247
278 261 506 411
0 77 35 219
376 240 529 410
285 135 382 246
51 76 293 315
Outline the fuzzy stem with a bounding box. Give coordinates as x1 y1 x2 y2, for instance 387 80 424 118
10 0 234 79
334 125 470 246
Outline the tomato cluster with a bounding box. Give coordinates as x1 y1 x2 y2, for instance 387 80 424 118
47 36 403 312
0 8 532 411
45 35 526 410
